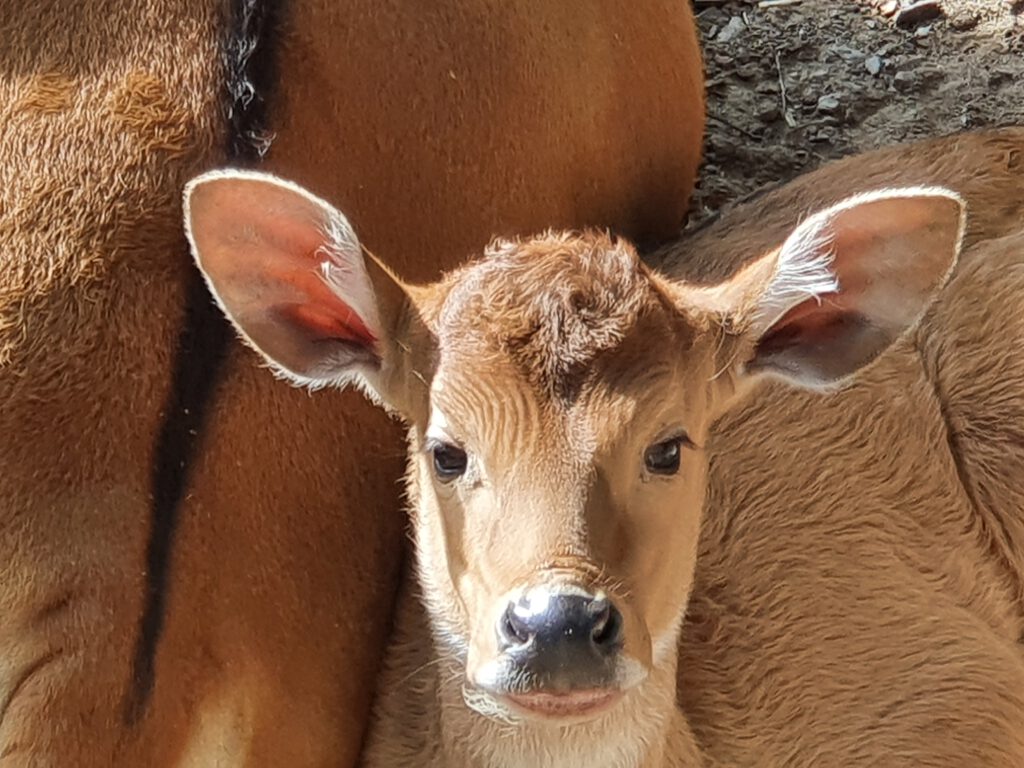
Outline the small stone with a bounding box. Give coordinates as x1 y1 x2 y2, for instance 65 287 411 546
895 0 943 29
879 0 899 16
756 80 781 94
865 55 883 75
699 8 729 27
735 63 759 80
948 11 981 30
810 127 838 144
914 24 932 37
716 16 747 43
899 55 928 69
988 68 1014 87
893 70 918 91
756 102 781 123
833 45 866 63
816 94 841 114
916 65 945 85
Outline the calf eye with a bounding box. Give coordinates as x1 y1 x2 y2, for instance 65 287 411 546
644 436 685 475
431 442 468 481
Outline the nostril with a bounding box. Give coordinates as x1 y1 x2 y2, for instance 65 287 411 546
589 598 610 638
499 603 532 648
590 602 622 649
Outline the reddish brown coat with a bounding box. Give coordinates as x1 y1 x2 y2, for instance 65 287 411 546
0 2 704 766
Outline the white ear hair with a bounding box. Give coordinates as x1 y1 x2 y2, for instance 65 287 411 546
750 223 837 336
750 186 965 336
317 213 384 353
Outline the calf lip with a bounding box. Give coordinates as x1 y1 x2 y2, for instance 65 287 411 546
503 688 623 721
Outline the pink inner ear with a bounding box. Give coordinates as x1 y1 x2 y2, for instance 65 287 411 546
756 289 862 357
763 229 874 333
241 203 379 349
188 173 392 380
746 189 963 386
277 302 376 348
266 256 378 348
759 298 835 344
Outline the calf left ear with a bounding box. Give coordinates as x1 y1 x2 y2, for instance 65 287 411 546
681 187 965 389
183 170 413 408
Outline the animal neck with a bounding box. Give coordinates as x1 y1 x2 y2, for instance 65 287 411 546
431 636 696 768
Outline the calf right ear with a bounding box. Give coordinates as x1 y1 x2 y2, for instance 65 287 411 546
677 187 965 390
183 170 413 410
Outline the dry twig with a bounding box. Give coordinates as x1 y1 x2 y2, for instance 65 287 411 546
774 51 797 128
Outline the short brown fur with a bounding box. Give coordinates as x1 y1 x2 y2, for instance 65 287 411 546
189 129 1024 767
658 127 1024 767
0 2 704 766
369 129 1024 765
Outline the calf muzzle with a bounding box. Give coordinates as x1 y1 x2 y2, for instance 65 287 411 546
496 587 624 693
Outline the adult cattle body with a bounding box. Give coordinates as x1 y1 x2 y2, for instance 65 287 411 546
189 128 1024 766
0 2 703 766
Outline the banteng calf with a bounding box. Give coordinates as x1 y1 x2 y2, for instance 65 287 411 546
184 129 1024 767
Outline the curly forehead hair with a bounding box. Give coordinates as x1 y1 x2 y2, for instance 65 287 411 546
435 231 674 402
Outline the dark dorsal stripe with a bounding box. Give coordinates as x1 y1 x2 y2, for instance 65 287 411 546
124 0 283 725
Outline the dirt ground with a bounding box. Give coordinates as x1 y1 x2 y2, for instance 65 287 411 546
689 0 1024 226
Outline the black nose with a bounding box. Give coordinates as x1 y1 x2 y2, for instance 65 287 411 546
498 591 623 658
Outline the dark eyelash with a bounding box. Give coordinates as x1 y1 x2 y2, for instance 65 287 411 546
667 431 700 451
424 437 465 453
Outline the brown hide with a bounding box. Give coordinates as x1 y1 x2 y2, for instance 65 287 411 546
0 2 225 766
0 1 704 766
267 0 706 271
655 128 1024 766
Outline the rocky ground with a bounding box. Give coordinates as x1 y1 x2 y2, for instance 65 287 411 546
689 0 1024 225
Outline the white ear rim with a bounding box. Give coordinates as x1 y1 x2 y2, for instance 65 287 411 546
182 168 385 394
750 186 966 338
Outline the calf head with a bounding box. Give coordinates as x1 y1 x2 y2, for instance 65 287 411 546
185 171 964 723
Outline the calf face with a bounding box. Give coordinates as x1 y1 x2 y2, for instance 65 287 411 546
185 171 964 724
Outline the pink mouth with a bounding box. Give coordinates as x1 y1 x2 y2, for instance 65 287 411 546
505 689 622 720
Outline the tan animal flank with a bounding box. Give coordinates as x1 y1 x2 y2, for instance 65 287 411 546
662 127 1024 767
187 157 967 765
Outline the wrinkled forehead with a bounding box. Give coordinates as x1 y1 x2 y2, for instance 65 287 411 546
430 232 676 395
420 232 703 450
427 349 693 494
